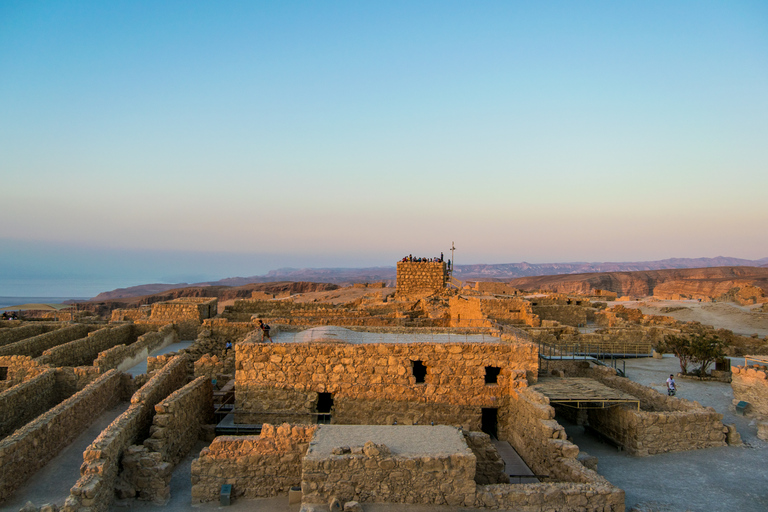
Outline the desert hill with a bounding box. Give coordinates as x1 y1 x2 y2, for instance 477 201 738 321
87 256 768 300
88 281 337 306
506 266 768 300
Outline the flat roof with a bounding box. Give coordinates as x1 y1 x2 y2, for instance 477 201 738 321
275 326 498 344
305 425 470 460
531 378 640 410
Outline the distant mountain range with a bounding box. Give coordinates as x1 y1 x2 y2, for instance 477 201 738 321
89 256 768 300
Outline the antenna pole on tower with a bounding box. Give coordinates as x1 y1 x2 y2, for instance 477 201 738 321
450 241 456 276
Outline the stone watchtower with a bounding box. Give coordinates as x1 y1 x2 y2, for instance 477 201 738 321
396 260 447 296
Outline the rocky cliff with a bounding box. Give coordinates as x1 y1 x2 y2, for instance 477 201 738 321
507 266 768 300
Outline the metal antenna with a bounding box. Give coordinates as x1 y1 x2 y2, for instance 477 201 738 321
450 241 456 275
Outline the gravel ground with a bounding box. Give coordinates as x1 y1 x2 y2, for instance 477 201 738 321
563 355 768 512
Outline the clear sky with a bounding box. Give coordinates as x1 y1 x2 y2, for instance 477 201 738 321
2 1 767 296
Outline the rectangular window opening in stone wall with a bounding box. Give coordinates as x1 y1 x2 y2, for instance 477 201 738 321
0 367 7 380
411 360 427 384
481 408 498 439
485 366 501 385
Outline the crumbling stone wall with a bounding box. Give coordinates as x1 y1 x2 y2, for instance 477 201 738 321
585 366 726 455
37 324 140 367
475 479 624 511
0 368 59 439
122 376 213 503
202 317 257 339
235 341 537 425
194 354 225 382
137 298 218 339
0 369 125 504
471 282 520 295
396 261 446 295
110 307 150 323
191 424 316 502
0 355 47 390
531 305 588 327
731 363 768 417
146 376 213 464
449 296 540 328
0 323 61 347
499 388 582 481
94 324 178 372
464 431 508 485
493 387 625 510
64 354 190 512
0 324 96 358
301 440 477 507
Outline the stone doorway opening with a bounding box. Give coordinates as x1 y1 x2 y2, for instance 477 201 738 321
317 392 333 424
482 407 498 439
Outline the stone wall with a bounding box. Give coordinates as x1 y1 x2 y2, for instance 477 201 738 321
499 388 583 481
0 370 125 504
472 282 521 296
0 368 59 439
94 324 178 372
531 305 588 327
0 355 47 390
0 324 96 358
731 363 768 417
37 324 139 367
494 387 625 511
449 296 540 328
150 298 218 323
64 354 190 512
191 424 316 502
235 341 537 425
464 431 508 485
0 323 61 347
584 366 726 455
201 318 258 339
301 438 477 507
110 307 150 323
474 479 625 511
122 376 213 503
146 376 213 464
396 261 446 295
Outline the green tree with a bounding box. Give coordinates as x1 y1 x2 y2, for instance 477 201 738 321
689 333 725 376
659 334 693 374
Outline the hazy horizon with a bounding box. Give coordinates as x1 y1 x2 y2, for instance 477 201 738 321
2 2 767 296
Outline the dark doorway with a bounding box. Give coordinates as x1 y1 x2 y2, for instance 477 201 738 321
482 408 498 439
0 367 7 381
316 392 333 424
317 392 333 413
411 360 427 384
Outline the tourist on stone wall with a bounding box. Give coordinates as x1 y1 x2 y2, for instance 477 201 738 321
258 319 272 343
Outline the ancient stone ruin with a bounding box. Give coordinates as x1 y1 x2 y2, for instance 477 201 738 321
0 263 760 512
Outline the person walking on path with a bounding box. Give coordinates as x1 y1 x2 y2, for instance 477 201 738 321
257 319 272 343
666 374 677 396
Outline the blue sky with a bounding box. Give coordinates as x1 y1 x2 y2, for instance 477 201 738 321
1 1 767 296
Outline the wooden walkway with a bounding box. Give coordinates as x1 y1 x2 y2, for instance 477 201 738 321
491 440 539 483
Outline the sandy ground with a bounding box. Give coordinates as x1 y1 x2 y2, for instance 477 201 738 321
607 299 768 337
